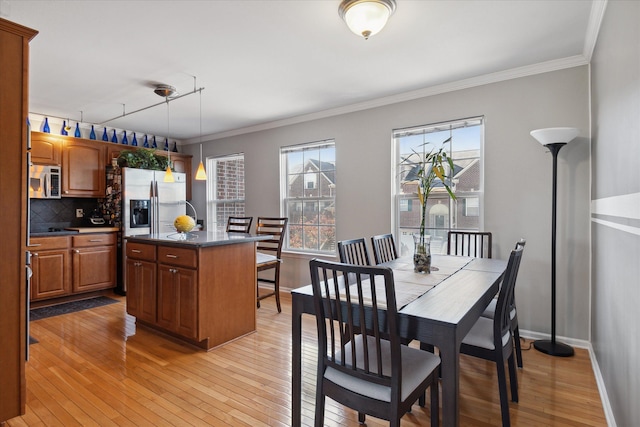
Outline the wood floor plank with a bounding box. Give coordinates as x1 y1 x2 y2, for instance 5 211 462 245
7 292 607 426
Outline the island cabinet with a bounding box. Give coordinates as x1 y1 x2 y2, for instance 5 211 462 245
125 232 261 350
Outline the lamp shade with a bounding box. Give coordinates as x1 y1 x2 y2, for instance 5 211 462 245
530 127 579 146
339 0 396 39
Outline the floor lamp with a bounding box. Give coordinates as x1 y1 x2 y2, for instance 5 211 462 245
530 127 579 357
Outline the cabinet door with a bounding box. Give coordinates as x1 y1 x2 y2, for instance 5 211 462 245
126 258 156 323
30 132 62 165
72 245 115 292
157 264 197 339
62 138 106 197
31 249 70 300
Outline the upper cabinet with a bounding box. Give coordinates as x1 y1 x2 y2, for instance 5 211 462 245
62 137 106 198
30 132 62 165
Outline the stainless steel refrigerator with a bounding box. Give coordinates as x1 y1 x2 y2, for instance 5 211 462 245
121 167 186 291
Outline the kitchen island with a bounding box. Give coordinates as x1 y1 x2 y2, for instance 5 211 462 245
125 230 269 350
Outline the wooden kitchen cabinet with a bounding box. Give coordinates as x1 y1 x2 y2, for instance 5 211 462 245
158 151 193 200
71 233 116 293
29 236 71 301
62 137 106 197
157 263 198 339
30 131 62 165
0 17 37 423
125 242 157 324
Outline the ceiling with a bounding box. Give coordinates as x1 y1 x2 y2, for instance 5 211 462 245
2 1 599 143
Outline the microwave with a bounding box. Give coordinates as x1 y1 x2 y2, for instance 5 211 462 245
29 164 62 199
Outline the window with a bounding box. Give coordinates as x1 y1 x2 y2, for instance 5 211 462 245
394 117 483 256
281 140 336 254
206 153 245 231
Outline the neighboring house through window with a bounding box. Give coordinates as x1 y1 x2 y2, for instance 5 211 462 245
281 140 336 254
394 117 484 255
206 153 245 231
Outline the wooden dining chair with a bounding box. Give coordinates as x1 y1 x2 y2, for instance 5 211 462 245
226 216 253 233
337 238 371 266
447 231 493 258
370 233 399 265
482 238 526 368
460 244 524 427
256 217 288 313
309 259 440 427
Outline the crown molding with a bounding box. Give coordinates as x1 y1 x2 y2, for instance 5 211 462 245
185 55 590 144
583 0 608 61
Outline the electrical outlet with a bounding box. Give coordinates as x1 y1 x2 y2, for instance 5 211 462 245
76 209 84 218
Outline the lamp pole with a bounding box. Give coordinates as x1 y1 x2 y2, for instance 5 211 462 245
533 142 574 357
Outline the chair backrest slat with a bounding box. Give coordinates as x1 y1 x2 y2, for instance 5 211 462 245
371 233 399 265
256 217 288 258
447 231 493 258
337 238 371 266
226 216 253 233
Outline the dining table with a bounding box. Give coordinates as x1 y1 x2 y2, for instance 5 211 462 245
290 253 508 427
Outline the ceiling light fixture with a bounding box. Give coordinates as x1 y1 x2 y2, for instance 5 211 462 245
338 0 396 40
154 84 177 98
195 88 207 181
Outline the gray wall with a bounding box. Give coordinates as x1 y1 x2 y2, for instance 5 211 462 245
591 1 640 425
186 65 591 341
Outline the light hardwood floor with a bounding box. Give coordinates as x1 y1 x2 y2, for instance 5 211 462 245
8 293 606 426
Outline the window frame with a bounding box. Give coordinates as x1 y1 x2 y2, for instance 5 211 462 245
205 152 246 231
280 139 336 255
392 117 484 256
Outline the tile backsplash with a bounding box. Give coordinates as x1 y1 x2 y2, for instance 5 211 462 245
30 198 103 233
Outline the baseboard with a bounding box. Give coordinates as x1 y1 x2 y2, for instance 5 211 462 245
520 329 616 426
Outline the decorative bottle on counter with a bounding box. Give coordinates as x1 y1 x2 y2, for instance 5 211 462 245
111 129 118 143
61 121 68 135
122 131 128 145
102 127 109 141
43 117 50 133
131 132 138 146
89 125 96 140
143 135 149 148
74 123 81 138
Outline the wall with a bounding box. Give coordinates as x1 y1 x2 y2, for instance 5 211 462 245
186 66 591 341
590 1 640 425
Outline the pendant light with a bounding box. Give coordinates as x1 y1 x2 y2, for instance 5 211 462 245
195 89 207 180
164 98 175 183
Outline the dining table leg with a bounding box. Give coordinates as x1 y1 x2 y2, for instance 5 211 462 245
439 340 461 427
291 297 302 427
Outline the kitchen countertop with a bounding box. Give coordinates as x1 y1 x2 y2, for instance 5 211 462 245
65 227 120 233
125 230 270 248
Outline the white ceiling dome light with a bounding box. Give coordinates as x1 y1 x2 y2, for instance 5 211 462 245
338 0 397 40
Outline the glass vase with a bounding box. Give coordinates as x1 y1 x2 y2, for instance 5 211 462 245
413 233 431 274
89 125 96 140
43 117 50 133
74 123 81 138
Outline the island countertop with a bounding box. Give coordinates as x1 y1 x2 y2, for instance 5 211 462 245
125 230 270 248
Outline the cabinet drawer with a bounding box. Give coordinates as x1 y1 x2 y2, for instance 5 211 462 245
127 242 156 261
158 246 197 269
29 236 70 251
73 233 116 248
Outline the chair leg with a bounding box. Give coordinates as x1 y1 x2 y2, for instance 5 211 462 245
495 358 512 427
358 412 365 423
314 384 325 427
274 264 281 313
430 376 439 427
508 353 519 402
513 325 523 368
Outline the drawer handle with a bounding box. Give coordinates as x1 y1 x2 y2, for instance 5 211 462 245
89 239 103 242
165 254 178 259
29 243 42 247
75 250 80 253
32 253 38 257
131 249 142 253
170 268 178 274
